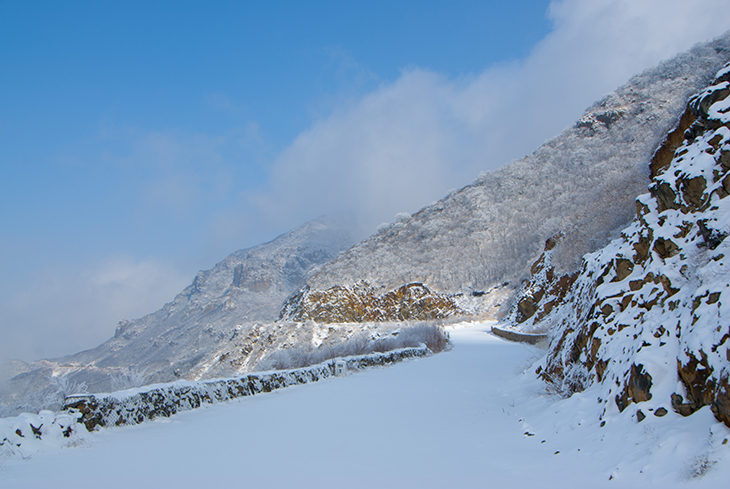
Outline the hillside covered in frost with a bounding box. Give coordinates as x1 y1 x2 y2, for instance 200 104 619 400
505 62 730 429
307 34 730 311
0 215 356 415
3 34 730 421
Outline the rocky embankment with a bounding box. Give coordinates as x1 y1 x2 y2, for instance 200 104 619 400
279 282 461 323
507 63 730 427
63 346 430 431
502 233 579 333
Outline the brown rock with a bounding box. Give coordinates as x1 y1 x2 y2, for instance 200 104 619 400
681 176 707 209
650 106 696 178
658 275 679 296
280 282 460 323
629 280 644 291
708 134 724 148
516 297 538 323
719 149 730 170
633 235 652 264
590 337 602 362
677 352 716 410
636 201 649 224
653 238 679 259
673 221 694 239
654 407 668 417
652 182 680 212
616 363 653 412
671 393 697 417
595 359 608 382
627 363 653 403
544 233 564 251
711 377 730 428
612 258 634 282
691 85 730 119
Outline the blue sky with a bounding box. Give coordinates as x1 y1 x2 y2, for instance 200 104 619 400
0 0 550 274
2 0 730 362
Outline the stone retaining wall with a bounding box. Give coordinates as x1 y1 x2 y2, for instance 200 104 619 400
491 326 547 346
64 346 430 431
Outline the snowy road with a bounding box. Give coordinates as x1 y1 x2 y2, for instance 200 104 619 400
2 322 728 488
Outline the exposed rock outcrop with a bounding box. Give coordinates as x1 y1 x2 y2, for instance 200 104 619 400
503 233 579 332
279 282 461 323
515 63 730 427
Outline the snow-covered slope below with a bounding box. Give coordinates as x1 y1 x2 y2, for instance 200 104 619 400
2 323 727 488
307 34 730 308
506 63 730 431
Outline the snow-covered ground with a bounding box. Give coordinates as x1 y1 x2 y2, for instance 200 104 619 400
1 322 729 488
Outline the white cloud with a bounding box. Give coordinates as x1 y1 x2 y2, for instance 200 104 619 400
244 0 730 234
0 257 190 362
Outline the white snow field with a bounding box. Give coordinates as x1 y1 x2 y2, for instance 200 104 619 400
2 322 729 488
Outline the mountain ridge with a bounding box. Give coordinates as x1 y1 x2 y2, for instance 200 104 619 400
0 214 358 414
307 35 730 305
3 33 730 418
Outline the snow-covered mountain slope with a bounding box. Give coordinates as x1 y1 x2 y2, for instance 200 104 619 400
505 63 730 429
1 215 357 414
306 34 730 310
5 34 730 422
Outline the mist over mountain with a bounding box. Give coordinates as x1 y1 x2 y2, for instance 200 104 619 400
3 33 730 420
306 35 730 301
1 215 356 413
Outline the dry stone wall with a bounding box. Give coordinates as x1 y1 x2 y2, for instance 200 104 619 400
64 346 430 431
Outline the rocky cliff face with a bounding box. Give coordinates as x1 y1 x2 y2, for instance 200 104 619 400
502 233 579 332
305 35 730 315
508 63 730 428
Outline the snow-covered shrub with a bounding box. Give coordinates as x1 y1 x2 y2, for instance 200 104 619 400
0 374 89 418
110 368 148 391
0 410 86 461
254 322 449 371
